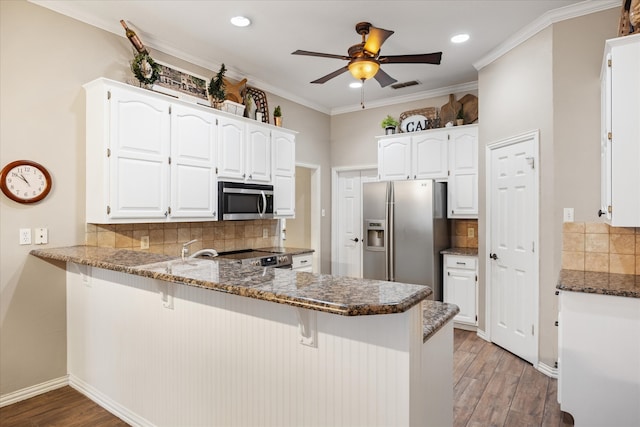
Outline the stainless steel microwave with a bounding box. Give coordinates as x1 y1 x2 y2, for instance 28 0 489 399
218 181 274 220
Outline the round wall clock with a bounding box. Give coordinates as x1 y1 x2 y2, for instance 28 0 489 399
0 160 52 204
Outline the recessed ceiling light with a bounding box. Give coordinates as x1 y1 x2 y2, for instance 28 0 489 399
230 16 251 27
349 81 363 89
451 33 470 44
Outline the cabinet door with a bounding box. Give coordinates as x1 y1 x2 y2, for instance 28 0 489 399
600 57 612 220
273 174 295 217
272 130 296 176
246 123 272 183
448 126 478 218
378 136 411 181
412 131 448 179
170 104 217 219
273 130 296 218
109 87 170 219
217 115 245 180
444 265 477 325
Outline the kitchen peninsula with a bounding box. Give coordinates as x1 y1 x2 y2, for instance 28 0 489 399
32 246 458 427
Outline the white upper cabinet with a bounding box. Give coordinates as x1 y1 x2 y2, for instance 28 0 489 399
600 34 640 226
272 130 296 218
86 82 171 222
412 130 448 179
378 136 412 181
377 124 478 218
216 115 246 181
448 126 478 218
245 123 272 183
170 104 218 220
217 118 273 184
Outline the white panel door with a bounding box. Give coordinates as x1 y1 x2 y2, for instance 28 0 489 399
217 116 245 180
412 130 448 179
378 136 411 181
109 87 170 219
336 171 362 277
170 104 217 219
245 123 271 183
489 134 537 365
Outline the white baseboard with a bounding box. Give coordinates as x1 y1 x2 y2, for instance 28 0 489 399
69 374 155 427
453 322 477 332
0 376 68 407
537 361 558 379
476 328 489 342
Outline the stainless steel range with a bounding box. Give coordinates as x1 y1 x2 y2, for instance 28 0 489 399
217 249 292 268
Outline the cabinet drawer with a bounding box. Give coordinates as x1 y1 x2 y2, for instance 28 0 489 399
292 253 313 269
445 255 476 270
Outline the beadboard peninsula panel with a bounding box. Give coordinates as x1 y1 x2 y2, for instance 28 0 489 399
66 264 437 426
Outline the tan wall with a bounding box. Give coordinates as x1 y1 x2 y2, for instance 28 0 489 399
478 8 618 368
0 0 329 395
284 167 312 248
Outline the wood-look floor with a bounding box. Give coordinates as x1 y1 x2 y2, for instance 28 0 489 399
0 329 571 427
454 328 572 427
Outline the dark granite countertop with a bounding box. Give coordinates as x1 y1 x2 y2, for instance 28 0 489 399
557 269 640 299
422 301 459 342
31 246 433 317
441 247 479 256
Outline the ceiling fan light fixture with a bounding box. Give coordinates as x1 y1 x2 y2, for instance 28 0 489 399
230 16 251 27
348 58 379 81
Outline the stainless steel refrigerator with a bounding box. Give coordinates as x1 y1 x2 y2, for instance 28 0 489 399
362 180 449 301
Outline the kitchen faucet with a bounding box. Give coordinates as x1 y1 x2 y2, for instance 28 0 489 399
181 239 198 262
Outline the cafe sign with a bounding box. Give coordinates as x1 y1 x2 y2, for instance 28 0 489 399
400 114 429 133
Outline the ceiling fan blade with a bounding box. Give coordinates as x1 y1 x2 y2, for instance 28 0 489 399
374 68 398 88
379 52 443 64
310 65 350 84
364 26 394 55
292 50 350 61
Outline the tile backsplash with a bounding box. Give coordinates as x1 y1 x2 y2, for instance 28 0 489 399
562 222 640 274
86 220 280 257
450 219 478 249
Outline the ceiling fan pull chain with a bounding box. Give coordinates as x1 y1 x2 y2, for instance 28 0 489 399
361 80 366 109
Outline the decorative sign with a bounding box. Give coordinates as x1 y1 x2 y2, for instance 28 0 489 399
400 114 430 133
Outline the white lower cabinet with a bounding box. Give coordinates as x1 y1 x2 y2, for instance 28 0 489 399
558 291 640 426
443 254 477 326
292 253 313 272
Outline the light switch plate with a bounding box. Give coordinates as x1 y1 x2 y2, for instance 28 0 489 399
263 228 269 239
467 228 475 238
140 236 149 249
563 208 574 222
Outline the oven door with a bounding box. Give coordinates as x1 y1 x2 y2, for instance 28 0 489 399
219 181 274 220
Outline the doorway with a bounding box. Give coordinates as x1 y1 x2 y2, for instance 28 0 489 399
486 130 539 365
331 167 377 277
282 163 321 272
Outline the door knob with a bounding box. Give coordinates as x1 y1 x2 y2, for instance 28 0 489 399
350 237 359 242
489 253 498 260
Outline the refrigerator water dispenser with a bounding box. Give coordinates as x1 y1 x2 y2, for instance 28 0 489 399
365 220 385 251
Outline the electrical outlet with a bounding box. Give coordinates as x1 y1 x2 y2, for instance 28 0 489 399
263 228 269 239
140 235 150 249
35 227 48 244
468 227 475 238
19 228 31 245
563 208 574 223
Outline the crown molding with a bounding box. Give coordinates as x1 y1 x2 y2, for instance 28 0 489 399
330 81 479 115
473 0 620 71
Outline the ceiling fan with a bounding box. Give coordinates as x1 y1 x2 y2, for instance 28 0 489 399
292 22 443 88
